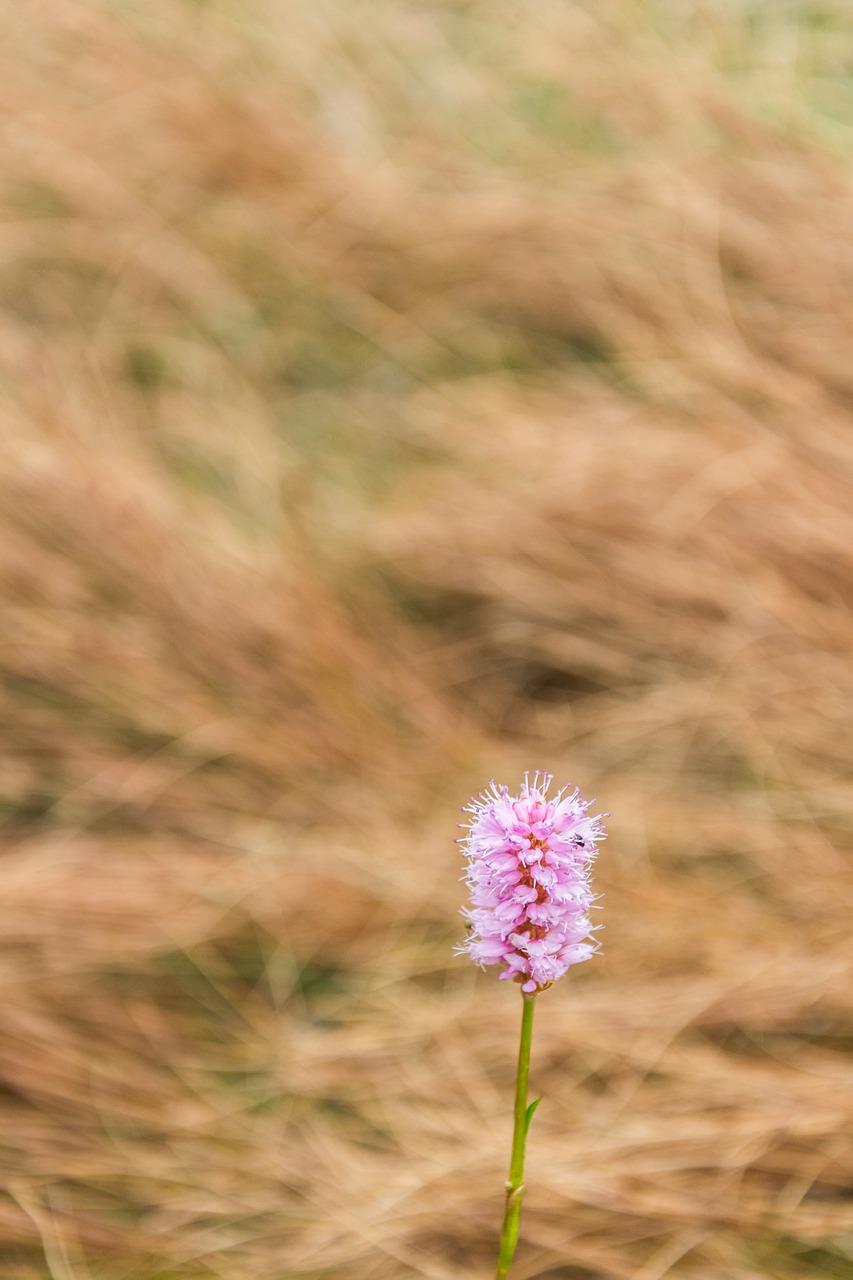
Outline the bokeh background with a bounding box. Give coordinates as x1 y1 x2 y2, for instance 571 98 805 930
2 3 853 1277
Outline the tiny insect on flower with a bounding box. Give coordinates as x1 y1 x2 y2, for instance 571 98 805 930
457 772 605 995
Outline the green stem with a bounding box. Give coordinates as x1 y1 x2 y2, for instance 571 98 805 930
496 992 537 1280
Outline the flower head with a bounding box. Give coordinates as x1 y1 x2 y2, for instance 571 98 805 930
458 772 604 994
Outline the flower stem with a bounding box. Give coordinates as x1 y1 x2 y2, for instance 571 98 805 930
496 991 537 1280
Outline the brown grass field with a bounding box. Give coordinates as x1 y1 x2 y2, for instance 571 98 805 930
1 2 853 1277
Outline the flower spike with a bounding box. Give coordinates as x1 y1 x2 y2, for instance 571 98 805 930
458 773 605 994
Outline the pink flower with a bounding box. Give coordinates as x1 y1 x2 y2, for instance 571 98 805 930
458 773 604 994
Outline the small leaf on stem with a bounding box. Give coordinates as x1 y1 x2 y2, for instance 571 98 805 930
524 1096 541 1136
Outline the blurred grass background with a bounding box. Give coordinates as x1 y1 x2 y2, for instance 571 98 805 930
2 1 853 1277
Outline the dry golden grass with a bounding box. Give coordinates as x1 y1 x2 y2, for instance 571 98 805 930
1 2 853 1277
